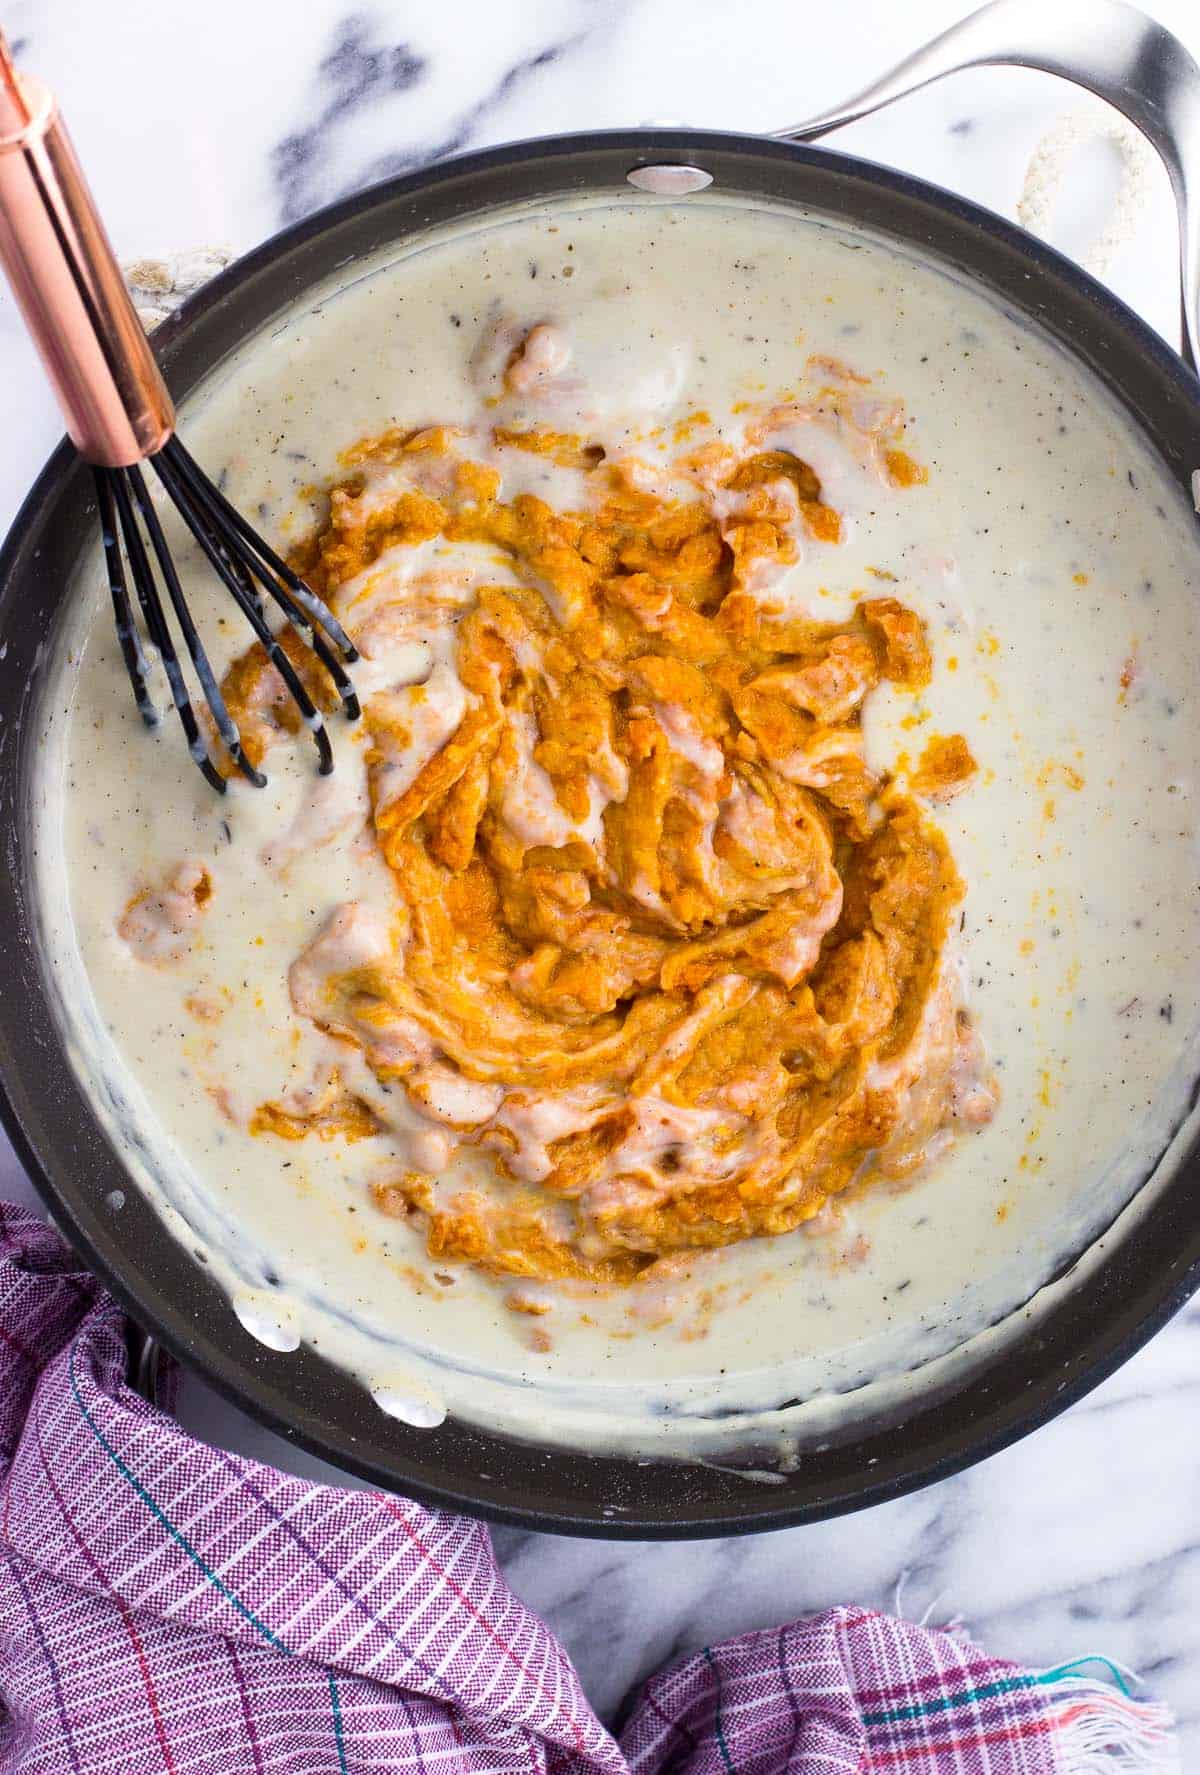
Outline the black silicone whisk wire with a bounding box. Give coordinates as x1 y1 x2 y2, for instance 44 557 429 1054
94 442 360 793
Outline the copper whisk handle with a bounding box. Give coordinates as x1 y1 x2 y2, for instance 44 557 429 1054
0 31 174 467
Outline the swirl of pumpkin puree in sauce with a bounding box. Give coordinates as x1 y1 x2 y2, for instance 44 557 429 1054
207 325 996 1288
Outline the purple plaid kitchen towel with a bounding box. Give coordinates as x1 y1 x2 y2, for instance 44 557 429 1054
0 1203 1174 1773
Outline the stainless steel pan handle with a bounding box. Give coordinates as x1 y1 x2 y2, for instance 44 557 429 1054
775 0 1200 372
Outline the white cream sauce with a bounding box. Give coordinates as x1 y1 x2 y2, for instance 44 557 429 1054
31 196 1200 1458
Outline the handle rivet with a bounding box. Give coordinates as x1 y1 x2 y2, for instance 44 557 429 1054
627 164 713 195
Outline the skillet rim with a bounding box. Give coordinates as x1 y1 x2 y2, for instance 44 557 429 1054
2 125 1198 1536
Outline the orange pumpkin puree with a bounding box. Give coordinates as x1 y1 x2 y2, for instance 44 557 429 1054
224 403 995 1288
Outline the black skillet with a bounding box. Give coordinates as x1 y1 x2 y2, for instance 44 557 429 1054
0 0 1198 1534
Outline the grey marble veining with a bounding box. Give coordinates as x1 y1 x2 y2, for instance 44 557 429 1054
1 0 1199 1749
271 5 632 222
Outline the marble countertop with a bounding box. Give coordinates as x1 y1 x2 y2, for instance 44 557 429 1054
3 0 1199 1747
